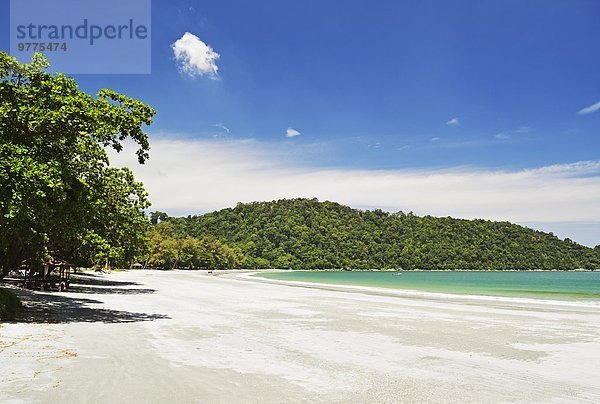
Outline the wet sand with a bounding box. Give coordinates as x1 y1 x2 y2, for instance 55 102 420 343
1 269 599 403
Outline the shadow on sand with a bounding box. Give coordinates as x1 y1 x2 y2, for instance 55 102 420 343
67 284 156 296
10 286 169 324
69 273 141 287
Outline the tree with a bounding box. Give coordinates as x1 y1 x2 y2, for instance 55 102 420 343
146 222 244 270
74 167 151 267
149 211 169 225
0 52 155 278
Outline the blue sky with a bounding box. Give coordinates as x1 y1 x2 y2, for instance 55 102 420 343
2 0 600 245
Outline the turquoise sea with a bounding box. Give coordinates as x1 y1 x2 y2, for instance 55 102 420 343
257 271 600 300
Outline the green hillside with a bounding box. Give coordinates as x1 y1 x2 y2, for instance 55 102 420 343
162 198 600 270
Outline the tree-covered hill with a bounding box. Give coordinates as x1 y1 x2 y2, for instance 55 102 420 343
161 198 600 270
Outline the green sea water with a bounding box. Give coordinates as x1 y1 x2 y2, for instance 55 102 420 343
257 271 600 300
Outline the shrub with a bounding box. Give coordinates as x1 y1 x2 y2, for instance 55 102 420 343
0 288 22 321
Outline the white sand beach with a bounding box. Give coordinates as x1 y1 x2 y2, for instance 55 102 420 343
1 270 600 403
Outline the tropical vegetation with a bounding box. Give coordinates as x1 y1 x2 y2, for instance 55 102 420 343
145 221 244 270
160 198 600 270
0 52 154 279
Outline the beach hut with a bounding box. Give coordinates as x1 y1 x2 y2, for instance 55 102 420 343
23 258 73 292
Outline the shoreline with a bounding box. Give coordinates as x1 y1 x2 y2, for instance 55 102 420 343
236 270 600 309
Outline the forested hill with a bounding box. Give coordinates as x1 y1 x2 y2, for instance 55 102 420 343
162 198 600 270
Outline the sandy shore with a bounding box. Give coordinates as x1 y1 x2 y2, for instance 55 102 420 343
1 270 600 403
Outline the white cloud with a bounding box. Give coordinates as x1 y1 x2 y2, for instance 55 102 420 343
286 127 301 138
109 138 600 238
533 160 600 176
171 32 220 79
577 101 600 115
214 123 230 133
430 137 440 142
446 117 460 127
495 126 530 140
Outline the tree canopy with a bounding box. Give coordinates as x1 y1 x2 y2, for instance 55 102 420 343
145 221 244 270
164 198 600 270
0 52 155 278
